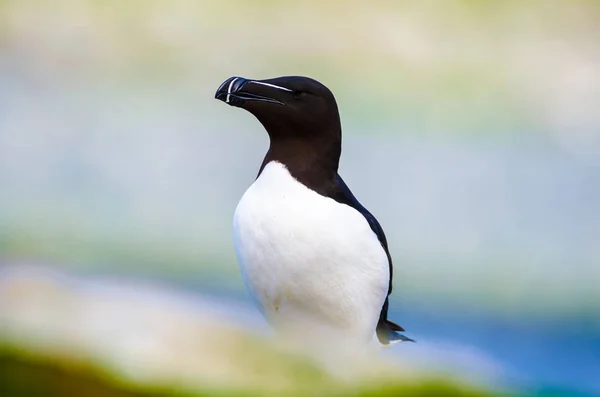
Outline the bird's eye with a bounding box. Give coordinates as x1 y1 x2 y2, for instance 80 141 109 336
292 90 303 99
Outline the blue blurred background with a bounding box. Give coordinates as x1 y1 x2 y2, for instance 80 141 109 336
0 0 599 395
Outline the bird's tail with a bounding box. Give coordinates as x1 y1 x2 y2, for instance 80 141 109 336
376 319 415 345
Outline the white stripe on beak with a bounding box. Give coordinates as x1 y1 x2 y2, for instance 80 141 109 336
226 77 239 103
249 81 293 92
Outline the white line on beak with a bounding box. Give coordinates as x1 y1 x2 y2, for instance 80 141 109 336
226 77 239 103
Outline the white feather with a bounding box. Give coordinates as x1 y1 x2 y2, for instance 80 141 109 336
233 161 389 345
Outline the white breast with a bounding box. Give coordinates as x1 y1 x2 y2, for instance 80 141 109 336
233 161 389 344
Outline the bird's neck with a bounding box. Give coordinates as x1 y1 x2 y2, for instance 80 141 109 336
258 131 341 195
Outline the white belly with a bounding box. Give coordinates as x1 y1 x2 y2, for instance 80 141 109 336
233 161 389 343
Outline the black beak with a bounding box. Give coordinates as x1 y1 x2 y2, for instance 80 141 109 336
215 77 284 107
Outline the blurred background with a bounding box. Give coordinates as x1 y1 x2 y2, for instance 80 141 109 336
0 0 599 396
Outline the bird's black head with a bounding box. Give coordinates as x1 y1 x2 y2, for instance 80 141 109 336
215 75 343 186
215 76 341 141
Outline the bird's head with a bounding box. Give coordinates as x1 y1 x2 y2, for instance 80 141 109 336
215 76 341 140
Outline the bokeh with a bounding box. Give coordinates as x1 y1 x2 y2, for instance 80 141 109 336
1 1 599 396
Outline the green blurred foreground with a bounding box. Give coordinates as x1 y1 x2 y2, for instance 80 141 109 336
0 267 501 397
0 351 497 397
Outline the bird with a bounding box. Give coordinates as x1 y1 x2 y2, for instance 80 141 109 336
215 76 413 346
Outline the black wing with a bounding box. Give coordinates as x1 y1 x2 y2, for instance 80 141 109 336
329 174 413 344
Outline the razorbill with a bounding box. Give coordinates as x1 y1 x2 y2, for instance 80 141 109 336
215 76 413 346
